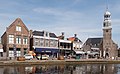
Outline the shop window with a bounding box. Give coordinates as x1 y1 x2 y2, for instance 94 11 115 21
24 48 27 55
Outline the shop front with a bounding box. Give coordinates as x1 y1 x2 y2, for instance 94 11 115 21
34 48 59 59
74 50 85 59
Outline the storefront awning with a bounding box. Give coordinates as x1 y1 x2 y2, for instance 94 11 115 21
88 52 99 55
35 48 59 53
74 51 85 54
0 49 3 52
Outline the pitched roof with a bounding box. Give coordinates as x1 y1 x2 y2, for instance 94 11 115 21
68 37 82 43
33 30 57 38
7 18 29 32
33 31 44 36
1 18 29 38
49 33 57 38
58 35 64 40
84 37 103 48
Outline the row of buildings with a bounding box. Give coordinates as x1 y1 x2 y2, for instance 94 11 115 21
0 9 119 59
0 18 83 59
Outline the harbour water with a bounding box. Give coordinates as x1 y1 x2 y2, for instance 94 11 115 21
1 64 120 74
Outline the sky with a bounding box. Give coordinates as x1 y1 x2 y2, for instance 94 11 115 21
0 0 120 47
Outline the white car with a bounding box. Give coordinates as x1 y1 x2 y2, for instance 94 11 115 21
42 55 49 60
24 54 33 60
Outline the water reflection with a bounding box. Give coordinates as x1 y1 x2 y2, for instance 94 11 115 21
0 64 120 74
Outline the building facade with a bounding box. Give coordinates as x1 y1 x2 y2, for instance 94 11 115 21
58 33 72 57
30 30 59 59
68 34 83 58
0 40 3 57
83 37 102 58
1 18 29 59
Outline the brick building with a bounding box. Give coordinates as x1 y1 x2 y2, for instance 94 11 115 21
0 40 3 57
1 18 29 59
101 10 118 58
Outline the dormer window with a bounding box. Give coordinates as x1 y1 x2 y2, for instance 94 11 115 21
16 26 21 31
46 32 48 37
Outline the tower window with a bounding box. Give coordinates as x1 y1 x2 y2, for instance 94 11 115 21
106 30 108 32
103 23 106 27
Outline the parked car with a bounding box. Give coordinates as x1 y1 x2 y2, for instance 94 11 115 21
24 54 33 60
42 55 49 60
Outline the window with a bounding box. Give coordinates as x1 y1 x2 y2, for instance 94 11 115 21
16 36 21 44
16 26 21 31
40 38 44 46
9 35 14 44
45 39 49 47
16 48 21 57
9 48 14 57
50 40 54 47
106 30 108 32
24 48 27 55
23 37 28 44
46 32 48 37
35 38 40 46
53 40 58 47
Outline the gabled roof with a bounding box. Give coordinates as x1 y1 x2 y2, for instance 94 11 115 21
58 35 64 40
1 18 29 38
32 30 57 38
68 37 82 43
84 37 103 48
7 18 29 32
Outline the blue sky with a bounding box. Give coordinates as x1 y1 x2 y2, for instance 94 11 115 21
0 0 120 47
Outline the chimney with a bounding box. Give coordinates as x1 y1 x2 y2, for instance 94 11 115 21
61 32 64 40
74 34 77 37
62 32 64 36
29 30 33 38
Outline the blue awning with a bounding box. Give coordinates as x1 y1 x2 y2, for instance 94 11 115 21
35 48 59 53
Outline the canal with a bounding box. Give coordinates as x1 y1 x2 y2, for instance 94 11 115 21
1 64 120 74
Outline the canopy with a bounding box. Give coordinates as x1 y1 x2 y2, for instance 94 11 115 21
88 52 99 55
74 50 85 54
35 48 59 53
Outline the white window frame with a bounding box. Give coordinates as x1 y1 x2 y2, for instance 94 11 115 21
16 36 21 44
9 35 14 44
40 38 44 47
35 38 40 46
50 40 54 47
45 39 49 47
53 40 58 47
23 37 28 44
9 51 14 57
16 26 21 31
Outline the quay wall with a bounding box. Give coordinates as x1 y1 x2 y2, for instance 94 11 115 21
1 59 120 66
